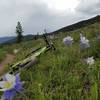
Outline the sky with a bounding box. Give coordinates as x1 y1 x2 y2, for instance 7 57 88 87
0 0 100 37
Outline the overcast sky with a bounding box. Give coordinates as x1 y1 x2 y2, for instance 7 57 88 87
0 0 100 37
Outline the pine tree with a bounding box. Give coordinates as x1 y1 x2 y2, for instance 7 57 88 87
16 22 23 43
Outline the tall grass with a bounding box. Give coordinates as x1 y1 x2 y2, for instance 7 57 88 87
0 23 100 100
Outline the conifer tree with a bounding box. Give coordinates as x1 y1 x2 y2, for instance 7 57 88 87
16 22 23 43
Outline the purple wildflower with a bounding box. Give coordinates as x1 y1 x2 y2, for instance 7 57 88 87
0 73 23 100
63 36 73 45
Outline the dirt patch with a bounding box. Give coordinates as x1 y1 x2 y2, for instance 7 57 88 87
0 54 15 74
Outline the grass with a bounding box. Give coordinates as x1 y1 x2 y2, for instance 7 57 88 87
0 23 100 100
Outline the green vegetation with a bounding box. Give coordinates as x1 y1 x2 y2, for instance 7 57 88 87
16 21 23 43
0 22 100 100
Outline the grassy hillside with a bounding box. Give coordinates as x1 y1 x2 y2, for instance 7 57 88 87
0 22 100 100
50 15 100 34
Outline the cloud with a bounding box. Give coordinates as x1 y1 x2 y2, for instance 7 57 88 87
0 0 100 37
0 0 49 36
23 4 78 34
76 0 100 15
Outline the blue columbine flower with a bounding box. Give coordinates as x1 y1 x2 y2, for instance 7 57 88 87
79 33 90 48
0 73 23 100
63 36 73 45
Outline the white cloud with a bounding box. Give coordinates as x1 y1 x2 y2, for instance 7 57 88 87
0 0 99 37
76 0 100 15
43 0 79 12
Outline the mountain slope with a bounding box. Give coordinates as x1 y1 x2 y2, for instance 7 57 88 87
0 16 100 99
50 15 100 34
0 37 15 43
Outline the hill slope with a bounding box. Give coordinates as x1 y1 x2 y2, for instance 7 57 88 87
50 15 100 34
0 18 100 99
0 37 15 43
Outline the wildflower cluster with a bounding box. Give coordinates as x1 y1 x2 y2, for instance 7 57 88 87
63 33 95 65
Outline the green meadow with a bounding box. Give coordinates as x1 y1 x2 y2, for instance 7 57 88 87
0 23 100 100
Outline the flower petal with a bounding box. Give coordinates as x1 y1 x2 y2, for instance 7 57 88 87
0 81 6 88
5 74 15 83
2 89 16 100
0 81 13 91
0 88 8 91
15 73 20 83
10 95 13 100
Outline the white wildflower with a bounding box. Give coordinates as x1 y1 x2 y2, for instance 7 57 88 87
85 56 95 65
80 33 90 48
13 49 20 54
